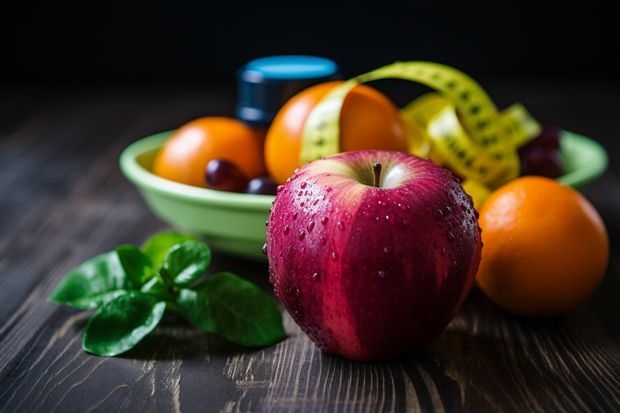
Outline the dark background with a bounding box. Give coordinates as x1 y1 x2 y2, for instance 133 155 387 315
2 1 618 89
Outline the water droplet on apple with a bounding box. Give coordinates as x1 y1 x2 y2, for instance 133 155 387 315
283 225 290 235
385 215 395 224
321 216 329 225
383 246 392 254
319 235 327 245
300 201 306 207
313 198 319 206
445 205 453 215
292 211 298 220
300 181 308 189
402 219 410 226
398 203 410 211
277 185 284 193
337 221 345 231
326 186 333 192
298 190 303 196
433 209 444 220
307 221 315 232
262 243 267 255
298 229 306 240
331 251 339 261
447 231 456 242
377 270 386 278
312 272 320 280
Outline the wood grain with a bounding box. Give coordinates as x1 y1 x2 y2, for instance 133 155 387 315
1 82 619 412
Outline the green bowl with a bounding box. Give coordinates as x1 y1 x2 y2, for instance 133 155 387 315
556 130 609 188
119 129 608 262
119 130 273 261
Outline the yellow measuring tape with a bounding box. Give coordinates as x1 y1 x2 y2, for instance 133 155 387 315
300 61 541 206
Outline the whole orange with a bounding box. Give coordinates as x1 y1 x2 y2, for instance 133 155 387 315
152 116 266 188
475 176 609 317
264 80 409 184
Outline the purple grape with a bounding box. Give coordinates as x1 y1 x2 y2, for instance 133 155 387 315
205 159 248 192
535 124 563 149
246 176 278 195
520 124 563 153
519 146 564 178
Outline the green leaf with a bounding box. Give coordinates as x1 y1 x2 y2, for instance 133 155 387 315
177 272 286 347
161 240 211 287
82 291 166 357
49 252 132 310
116 244 154 287
140 276 171 298
176 288 217 332
141 231 199 269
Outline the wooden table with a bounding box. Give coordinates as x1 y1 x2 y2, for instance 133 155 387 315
1 79 619 412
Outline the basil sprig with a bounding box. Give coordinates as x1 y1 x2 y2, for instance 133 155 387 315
49 231 286 356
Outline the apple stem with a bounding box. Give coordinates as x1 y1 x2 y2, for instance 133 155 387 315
372 163 382 187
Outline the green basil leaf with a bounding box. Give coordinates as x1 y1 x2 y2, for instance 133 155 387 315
177 272 286 347
161 240 211 287
49 252 132 310
140 276 164 295
63 290 130 310
116 244 154 287
141 231 199 269
176 288 216 332
82 291 166 357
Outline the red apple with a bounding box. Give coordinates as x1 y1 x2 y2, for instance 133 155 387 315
265 149 482 362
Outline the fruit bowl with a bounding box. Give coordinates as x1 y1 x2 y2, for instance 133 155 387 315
119 129 608 262
119 130 273 261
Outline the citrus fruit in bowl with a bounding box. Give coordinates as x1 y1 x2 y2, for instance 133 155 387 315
152 116 267 189
264 80 410 185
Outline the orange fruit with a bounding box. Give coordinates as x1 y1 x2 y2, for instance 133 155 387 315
264 80 409 184
152 116 266 188
475 176 609 317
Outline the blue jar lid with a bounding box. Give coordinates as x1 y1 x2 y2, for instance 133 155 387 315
236 55 341 128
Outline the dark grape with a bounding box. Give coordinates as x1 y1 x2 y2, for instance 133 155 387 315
246 176 278 195
534 124 563 149
205 159 248 192
520 124 562 152
519 146 564 178
517 123 565 178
